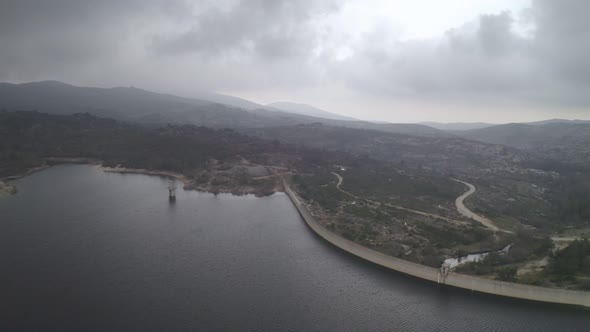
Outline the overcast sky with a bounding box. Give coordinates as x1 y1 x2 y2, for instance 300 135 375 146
1 0 589 122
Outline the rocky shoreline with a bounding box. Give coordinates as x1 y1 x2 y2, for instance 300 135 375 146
0 181 17 197
0 164 54 197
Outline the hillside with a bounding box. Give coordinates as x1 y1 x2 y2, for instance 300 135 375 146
243 123 527 175
0 81 446 137
456 122 590 165
244 123 590 230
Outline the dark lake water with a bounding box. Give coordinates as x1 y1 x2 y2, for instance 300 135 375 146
1 164 588 331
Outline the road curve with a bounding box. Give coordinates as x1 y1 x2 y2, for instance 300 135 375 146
451 179 501 232
331 172 468 225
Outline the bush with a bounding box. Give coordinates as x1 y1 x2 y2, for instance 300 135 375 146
496 266 517 281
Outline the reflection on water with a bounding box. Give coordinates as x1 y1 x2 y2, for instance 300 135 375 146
0 165 588 331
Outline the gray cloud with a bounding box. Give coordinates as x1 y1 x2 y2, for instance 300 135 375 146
330 0 590 109
531 0 590 86
0 0 589 120
152 0 342 60
0 0 161 80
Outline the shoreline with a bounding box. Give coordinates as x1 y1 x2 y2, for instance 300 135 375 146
3 162 588 307
102 166 280 197
2 158 280 198
0 164 55 197
283 179 590 308
0 181 17 196
101 166 191 186
1 158 102 184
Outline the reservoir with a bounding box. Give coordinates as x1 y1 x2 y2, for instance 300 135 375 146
1 165 588 331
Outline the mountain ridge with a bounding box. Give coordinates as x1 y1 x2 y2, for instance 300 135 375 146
0 81 447 138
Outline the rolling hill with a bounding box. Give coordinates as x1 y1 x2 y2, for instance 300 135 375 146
0 81 447 137
455 122 590 165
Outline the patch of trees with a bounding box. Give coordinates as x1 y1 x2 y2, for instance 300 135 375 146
521 157 590 226
0 111 354 180
417 223 493 250
456 231 554 279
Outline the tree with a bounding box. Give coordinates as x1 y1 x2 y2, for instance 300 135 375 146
496 266 517 281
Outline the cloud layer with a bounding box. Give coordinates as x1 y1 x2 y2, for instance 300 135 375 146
1 0 589 121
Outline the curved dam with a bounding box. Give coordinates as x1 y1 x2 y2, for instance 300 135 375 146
283 181 590 308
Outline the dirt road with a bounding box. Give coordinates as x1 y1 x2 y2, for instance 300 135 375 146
331 172 468 225
451 179 501 232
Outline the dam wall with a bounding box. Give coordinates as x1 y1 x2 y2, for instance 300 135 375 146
283 182 590 308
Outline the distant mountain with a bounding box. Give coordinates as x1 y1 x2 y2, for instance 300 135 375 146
0 81 447 138
455 122 590 165
420 122 495 131
0 80 211 118
421 119 590 132
522 118 590 126
266 101 356 121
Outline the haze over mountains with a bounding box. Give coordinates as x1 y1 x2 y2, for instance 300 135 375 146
2 80 590 165
0 81 445 137
3 80 590 246
420 119 590 131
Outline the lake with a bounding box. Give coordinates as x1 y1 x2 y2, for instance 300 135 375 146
1 165 588 331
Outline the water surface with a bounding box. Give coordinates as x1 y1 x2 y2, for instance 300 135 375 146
1 165 588 331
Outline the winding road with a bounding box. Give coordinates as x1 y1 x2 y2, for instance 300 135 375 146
331 172 468 226
451 179 504 232
332 172 510 232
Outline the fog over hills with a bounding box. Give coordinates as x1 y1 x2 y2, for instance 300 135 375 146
0 81 446 138
6 81 590 151
421 119 590 131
